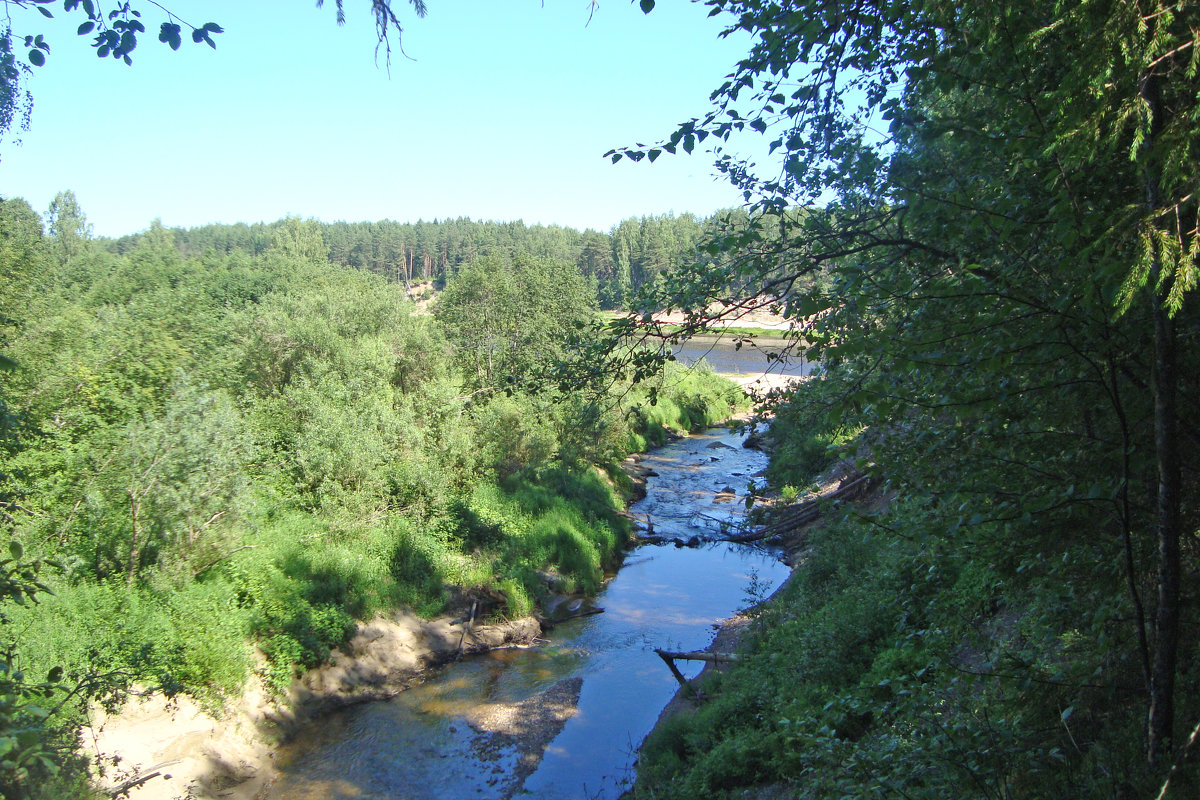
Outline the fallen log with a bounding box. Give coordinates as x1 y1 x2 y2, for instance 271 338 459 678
655 649 741 664
654 649 741 697
108 771 162 797
728 474 872 543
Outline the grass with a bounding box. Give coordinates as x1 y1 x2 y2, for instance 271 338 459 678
10 350 750 711
660 325 794 341
633 460 1164 799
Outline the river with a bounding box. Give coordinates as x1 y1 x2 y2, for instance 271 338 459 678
266 426 790 800
672 334 815 379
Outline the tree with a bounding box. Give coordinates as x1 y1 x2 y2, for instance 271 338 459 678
434 254 597 389
44 190 90 267
0 197 47 346
270 215 329 264
615 0 1198 775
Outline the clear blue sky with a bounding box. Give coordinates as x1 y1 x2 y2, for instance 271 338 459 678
0 1 763 237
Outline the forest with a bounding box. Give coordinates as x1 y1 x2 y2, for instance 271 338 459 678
2 0 1200 798
0 198 746 797
103 212 725 311
620 0 1200 798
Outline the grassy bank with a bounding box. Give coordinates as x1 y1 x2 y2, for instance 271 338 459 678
660 325 793 340
6 359 746 760
631 377 1185 800
0 233 747 798
9 372 745 705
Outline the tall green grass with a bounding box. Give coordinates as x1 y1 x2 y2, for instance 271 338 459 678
625 359 748 450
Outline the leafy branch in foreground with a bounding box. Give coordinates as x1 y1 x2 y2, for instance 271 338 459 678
615 0 1199 785
2 0 223 67
0 0 430 155
0 539 111 798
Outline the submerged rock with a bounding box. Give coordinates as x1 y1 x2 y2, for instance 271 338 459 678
742 432 770 451
539 594 604 625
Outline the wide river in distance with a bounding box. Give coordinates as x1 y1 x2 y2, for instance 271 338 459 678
672 334 815 379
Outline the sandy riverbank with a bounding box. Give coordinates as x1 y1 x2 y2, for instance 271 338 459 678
85 610 542 800
86 410 781 800
724 371 804 394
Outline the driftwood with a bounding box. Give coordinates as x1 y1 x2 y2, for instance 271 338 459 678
729 474 872 544
454 599 479 660
654 649 741 696
108 771 163 798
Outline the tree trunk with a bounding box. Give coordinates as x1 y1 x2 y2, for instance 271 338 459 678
127 491 141 587
1141 69 1183 765
1148 280 1181 763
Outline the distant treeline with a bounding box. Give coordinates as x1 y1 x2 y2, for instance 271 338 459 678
100 214 744 309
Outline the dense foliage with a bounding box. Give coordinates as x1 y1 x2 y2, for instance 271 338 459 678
0 197 746 797
102 211 766 311
627 0 1200 797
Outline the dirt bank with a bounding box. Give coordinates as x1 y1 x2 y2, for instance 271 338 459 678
616 307 793 332
85 609 541 800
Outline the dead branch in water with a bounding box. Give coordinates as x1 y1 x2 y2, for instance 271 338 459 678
729 474 872 544
654 649 741 697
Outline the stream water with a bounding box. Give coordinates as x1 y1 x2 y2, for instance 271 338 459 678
267 426 790 800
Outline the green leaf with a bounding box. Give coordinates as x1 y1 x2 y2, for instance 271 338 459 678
8 540 23 560
159 22 182 50
37 5 53 17
77 20 94 34
639 0 655 13
27 49 45 66
46 666 62 683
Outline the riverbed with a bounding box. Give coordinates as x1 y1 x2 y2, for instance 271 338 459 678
265 426 790 800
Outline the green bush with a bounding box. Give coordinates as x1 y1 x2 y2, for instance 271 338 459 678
631 494 1163 800
0 239 754 793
